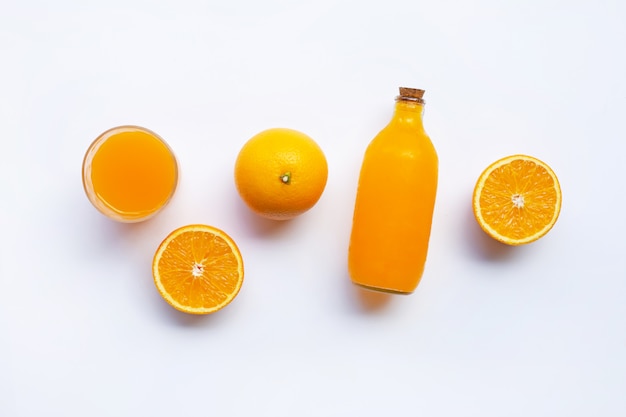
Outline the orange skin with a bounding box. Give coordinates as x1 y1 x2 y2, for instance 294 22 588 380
348 100 438 294
234 128 328 220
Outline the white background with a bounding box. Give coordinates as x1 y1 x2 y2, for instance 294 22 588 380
1 0 625 416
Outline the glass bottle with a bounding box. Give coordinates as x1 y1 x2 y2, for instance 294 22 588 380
348 87 438 294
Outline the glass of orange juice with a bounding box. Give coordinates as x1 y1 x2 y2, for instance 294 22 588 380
82 125 179 222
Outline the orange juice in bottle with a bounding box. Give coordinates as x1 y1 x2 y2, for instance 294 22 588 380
348 88 438 294
82 125 178 222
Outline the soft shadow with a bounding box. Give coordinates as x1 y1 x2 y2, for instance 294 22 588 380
354 285 394 312
160 303 222 327
464 204 517 262
73 206 160 265
337 242 408 313
341 269 394 313
150 286 241 328
232 194 296 238
84 211 159 246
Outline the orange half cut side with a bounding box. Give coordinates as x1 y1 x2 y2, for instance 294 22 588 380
472 155 562 245
152 224 244 314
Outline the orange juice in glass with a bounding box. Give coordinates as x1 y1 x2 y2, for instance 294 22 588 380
82 125 178 222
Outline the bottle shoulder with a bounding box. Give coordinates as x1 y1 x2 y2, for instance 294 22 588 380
368 124 436 154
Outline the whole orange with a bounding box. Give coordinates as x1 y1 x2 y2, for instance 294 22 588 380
234 128 328 220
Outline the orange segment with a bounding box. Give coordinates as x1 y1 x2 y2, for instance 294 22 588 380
152 224 244 314
472 155 562 245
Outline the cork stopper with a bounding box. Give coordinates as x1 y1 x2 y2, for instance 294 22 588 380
397 87 425 104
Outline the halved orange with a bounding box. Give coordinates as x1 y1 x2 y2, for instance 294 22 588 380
472 155 562 245
152 224 244 314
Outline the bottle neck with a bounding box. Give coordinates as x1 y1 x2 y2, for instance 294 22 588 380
391 99 425 130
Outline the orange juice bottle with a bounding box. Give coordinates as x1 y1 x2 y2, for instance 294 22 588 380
348 88 438 294
82 125 178 222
